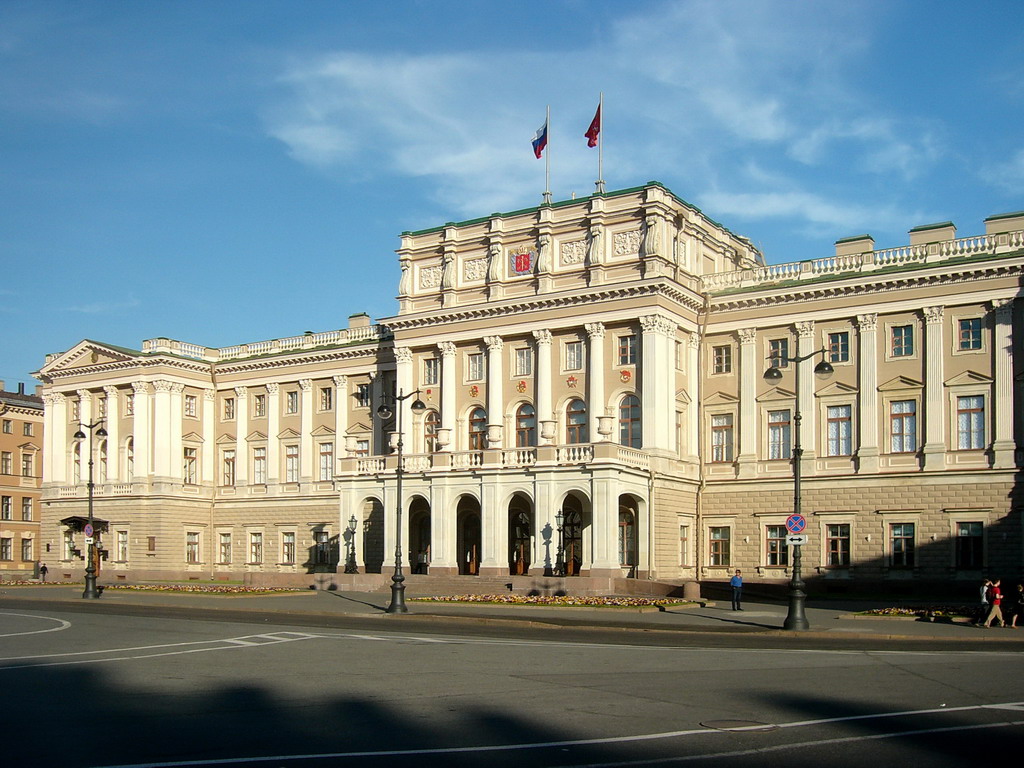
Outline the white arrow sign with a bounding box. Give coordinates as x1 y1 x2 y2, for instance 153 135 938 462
786 534 808 546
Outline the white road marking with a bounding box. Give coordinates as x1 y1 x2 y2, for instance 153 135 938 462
0 611 71 638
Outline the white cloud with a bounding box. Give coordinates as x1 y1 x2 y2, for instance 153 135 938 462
985 147 1024 193
64 297 140 315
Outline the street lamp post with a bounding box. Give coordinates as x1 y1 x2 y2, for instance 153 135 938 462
345 514 359 574
763 349 834 631
377 388 426 614
73 420 107 600
554 511 565 577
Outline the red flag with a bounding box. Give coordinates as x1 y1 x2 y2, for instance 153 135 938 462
585 104 601 147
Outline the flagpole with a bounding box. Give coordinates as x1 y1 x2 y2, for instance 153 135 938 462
598 92 604 192
544 104 552 204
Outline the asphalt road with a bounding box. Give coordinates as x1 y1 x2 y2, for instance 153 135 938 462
2 602 1022 767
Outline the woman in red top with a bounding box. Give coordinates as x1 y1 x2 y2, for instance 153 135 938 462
982 579 1004 628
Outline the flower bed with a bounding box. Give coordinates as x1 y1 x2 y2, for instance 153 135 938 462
412 594 691 607
103 584 305 595
858 606 974 619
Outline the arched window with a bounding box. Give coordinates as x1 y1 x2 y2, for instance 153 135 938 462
566 399 588 444
515 403 537 447
424 410 440 453
468 408 487 450
618 508 637 568
125 438 135 481
619 395 641 448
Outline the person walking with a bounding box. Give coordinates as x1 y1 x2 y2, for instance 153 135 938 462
974 579 991 625
730 569 744 611
1007 584 1022 629
982 579 1003 628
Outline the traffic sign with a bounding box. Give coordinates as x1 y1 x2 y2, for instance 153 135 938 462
84 523 94 537
785 514 806 534
85 537 95 546
786 534 808 546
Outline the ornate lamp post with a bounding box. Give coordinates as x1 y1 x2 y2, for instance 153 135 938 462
377 389 426 614
73 420 107 599
763 349 833 631
554 510 565 577
345 514 359 574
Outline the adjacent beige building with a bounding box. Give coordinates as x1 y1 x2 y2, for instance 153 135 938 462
0 382 43 579
35 183 1023 592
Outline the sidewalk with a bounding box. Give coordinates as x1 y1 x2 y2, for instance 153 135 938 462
1 584 1021 644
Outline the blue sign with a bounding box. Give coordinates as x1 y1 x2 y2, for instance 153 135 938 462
785 514 806 534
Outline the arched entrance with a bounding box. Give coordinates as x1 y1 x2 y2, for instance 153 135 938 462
457 496 481 575
361 497 385 574
409 497 431 574
618 496 639 578
560 494 586 576
508 495 533 575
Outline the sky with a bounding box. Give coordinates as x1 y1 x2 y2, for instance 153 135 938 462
1 0 1022 389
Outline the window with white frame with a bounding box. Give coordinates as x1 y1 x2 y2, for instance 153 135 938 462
890 523 915 567
712 344 732 374
354 439 369 457
768 338 789 368
253 394 266 418
222 449 235 486
424 410 440 453
218 532 232 564
467 353 484 382
826 524 850 566
98 398 107 418
828 331 850 363
24 422 34 437
252 447 267 484
286 391 299 414
1 419 9 433
184 394 197 418
186 531 200 564
889 400 917 453
514 348 533 377
515 403 537 447
468 407 487 450
314 530 330 564
891 324 914 357
64 531 75 560
709 526 731 566
956 395 985 450
21 497 32 521
423 358 440 385
565 340 583 371
318 442 334 481
21 537 32 562
1 496 10 519
0 538 11 561
618 395 641 448
566 399 588 444
768 409 791 460
319 386 333 411
183 447 198 484
765 525 788 566
125 394 135 416
1 451 11 475
618 333 637 366
826 405 853 456
957 317 982 351
282 532 296 565
116 530 128 561
248 532 263 564
285 445 299 482
711 413 734 462
21 452 33 478
223 397 235 420
955 521 983 569
355 383 371 408
678 520 690 566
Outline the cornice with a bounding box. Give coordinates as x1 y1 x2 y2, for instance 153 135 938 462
213 346 380 375
709 261 1022 312
41 355 212 383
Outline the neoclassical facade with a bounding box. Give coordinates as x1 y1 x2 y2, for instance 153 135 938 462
36 183 1023 591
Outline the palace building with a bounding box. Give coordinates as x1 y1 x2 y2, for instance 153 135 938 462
35 182 1023 592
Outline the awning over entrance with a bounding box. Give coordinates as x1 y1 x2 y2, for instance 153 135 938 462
60 516 110 534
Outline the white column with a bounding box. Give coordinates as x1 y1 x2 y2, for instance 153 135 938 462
856 314 880 473
132 382 152 479
484 336 504 446
590 474 619 574
333 375 348 462
233 387 248 484
737 328 758 477
685 332 700 463
42 394 56 484
202 389 215 485
394 347 414 449
438 342 456 450
369 373 383 452
640 315 674 454
533 329 554 443
151 381 173 479
991 299 1015 469
585 323 607 441
923 306 946 471
169 383 183 480
77 389 93 430
796 322 818 475
266 384 280 483
102 386 120 483
299 379 314 480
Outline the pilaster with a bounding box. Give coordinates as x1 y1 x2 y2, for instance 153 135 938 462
991 299 1016 468
439 341 456 449
299 379 314 480
484 336 504 447
266 383 280 483
586 322 606 442
856 314 880 473
102 386 120 483
736 328 758 478
923 306 946 471
132 382 152 480
533 329 554 443
233 387 248 484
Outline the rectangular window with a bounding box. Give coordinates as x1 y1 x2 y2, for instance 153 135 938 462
319 386 333 411
768 409 791 460
21 497 32 521
891 324 914 357
249 532 263 564
282 532 296 565
1 452 12 475
890 523 915 567
958 318 982 351
515 348 533 377
98 398 107 418
769 338 789 368
827 524 850 566
956 395 985 450
711 414 734 463
147 536 157 552
765 525 789 566
23 422 34 437
565 341 583 371
618 334 637 366
709 527 731 566
186 532 200 564
354 439 369 457
64 531 75 560
117 530 128 561
712 345 732 374
286 391 299 414
889 400 917 453
21 453 33 478
219 533 232 564
253 394 266 418
285 445 299 483
0 538 11 561
252 447 267 484
183 447 197 484
1 496 10 520
355 383 371 408
222 450 236 486
125 394 134 416
678 523 690 567
828 331 850 363
184 395 197 418
319 442 334 481
1 419 10 433
826 405 853 456
423 358 440 386
223 397 235 420
71 400 80 421
955 522 983 570
21 538 32 562
467 353 484 382
314 530 330 564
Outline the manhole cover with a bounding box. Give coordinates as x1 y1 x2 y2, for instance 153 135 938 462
700 720 778 732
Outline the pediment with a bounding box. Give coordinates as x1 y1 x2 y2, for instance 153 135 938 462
246 430 267 442
19 441 40 452
945 370 993 387
675 389 691 405
39 340 138 376
756 386 795 403
702 391 739 406
310 425 336 437
815 381 859 397
346 421 372 435
277 427 300 439
216 433 236 444
181 431 203 443
878 375 924 392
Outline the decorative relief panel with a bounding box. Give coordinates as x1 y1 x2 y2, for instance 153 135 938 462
560 240 586 265
463 258 487 282
614 230 642 257
419 265 442 289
